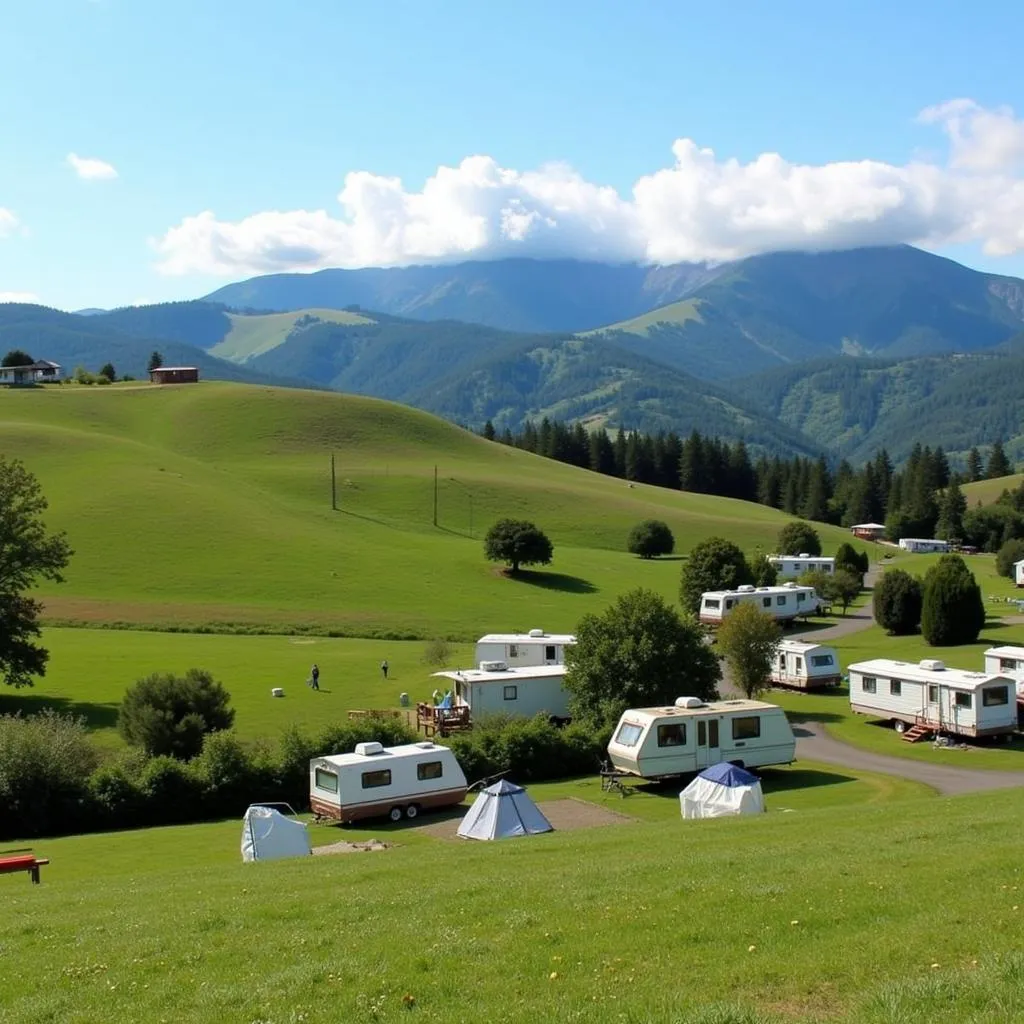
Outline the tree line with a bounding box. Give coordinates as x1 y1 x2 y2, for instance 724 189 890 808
481 419 1018 546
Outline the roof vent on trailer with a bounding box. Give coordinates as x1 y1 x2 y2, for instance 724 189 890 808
675 696 706 709
798 552 810 558
415 741 436 749
527 628 545 638
479 660 509 672
738 585 755 593
919 659 945 671
355 741 384 756
784 582 799 588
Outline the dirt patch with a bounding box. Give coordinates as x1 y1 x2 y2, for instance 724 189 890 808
313 839 391 856
415 798 635 840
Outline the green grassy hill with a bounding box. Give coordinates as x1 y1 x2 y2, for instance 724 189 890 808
962 473 1024 506
209 308 376 362
1 381 857 638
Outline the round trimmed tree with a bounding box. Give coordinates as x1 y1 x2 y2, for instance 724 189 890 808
484 519 553 575
921 556 985 646
777 521 822 557
564 588 720 729
627 520 675 559
873 569 922 635
679 537 753 615
995 538 1024 579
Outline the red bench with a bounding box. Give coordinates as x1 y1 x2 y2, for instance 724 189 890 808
0 854 49 884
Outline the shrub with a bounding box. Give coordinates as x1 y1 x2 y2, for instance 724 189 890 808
921 555 985 646
874 570 923 635
777 521 822 557
834 542 866 581
996 538 1024 579
140 755 204 824
99 362 116 382
118 668 235 759
716 603 781 699
190 731 277 818
679 537 753 614
826 568 863 615
751 554 778 587
627 520 675 559
0 711 98 838
421 638 453 669
484 519 553 574
88 750 149 828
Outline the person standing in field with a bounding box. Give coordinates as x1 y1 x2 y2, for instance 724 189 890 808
381 659 389 680
310 663 320 691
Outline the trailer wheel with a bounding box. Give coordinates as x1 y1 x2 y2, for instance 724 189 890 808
388 806 403 823
893 720 906 734
405 804 420 820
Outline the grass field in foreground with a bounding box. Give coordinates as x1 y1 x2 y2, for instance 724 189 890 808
5 786 1024 1024
0 381 867 637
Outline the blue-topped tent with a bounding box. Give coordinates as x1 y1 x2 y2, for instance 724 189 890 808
679 762 765 819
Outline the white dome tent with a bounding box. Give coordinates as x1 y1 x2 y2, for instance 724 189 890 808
457 778 553 841
241 804 312 862
679 763 765 820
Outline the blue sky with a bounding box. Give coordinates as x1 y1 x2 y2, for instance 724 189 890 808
3 0 1024 310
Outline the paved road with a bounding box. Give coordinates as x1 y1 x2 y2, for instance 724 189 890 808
794 721 1024 795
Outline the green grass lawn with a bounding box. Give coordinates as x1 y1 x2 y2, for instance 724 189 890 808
0 382 869 639
5 785 1024 1024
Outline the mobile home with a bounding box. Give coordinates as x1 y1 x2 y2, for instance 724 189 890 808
607 697 796 779
897 538 950 554
851 523 886 541
309 741 468 823
848 659 1017 738
768 554 835 578
699 583 818 627
983 647 1024 696
432 663 571 723
1014 560 1024 587
474 629 575 667
770 639 841 689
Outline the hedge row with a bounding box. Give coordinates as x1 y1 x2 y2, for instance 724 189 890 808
0 711 611 840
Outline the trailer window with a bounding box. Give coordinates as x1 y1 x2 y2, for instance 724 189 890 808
811 654 834 667
983 685 1009 706
889 680 902 696
615 722 643 747
657 723 686 747
704 598 720 610
1000 658 1019 673
417 760 444 781
797 592 806 603
508 644 519 658
314 768 338 793
955 691 972 709
503 685 518 701
725 599 734 609
861 676 876 694
361 770 392 789
762 597 771 608
545 645 556 661
776 595 787 606
928 685 939 703
732 716 761 740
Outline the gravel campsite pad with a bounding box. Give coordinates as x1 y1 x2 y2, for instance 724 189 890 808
313 839 391 856
415 798 636 839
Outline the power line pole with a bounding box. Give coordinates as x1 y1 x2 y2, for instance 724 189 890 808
433 465 438 526
331 454 337 511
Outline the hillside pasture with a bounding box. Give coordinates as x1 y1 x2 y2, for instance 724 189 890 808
962 471 1024 507
209 308 375 362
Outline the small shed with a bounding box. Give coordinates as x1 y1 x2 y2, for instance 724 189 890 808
850 523 886 541
1014 559 1024 587
150 366 199 384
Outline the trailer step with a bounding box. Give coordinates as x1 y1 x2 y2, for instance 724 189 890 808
902 724 931 743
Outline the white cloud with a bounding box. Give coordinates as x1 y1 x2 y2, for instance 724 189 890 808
153 99 1024 276
0 208 18 237
67 152 118 181
0 291 40 304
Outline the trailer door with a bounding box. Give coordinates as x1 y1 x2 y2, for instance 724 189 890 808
696 719 709 769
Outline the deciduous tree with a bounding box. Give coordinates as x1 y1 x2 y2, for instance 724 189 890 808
679 537 753 614
627 520 675 559
776 521 822 557
716 602 781 699
483 519 553 575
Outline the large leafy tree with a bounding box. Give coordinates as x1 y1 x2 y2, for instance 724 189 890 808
2 349 34 367
873 569 923 635
0 458 73 687
483 519 553 574
679 536 753 614
921 555 985 646
118 669 235 759
776 521 822 557
996 538 1024 579
627 519 675 559
564 588 720 729
716 602 781 699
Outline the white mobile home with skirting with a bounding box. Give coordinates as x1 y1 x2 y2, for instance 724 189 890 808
897 538 950 554
983 646 1024 696
770 639 841 690
474 629 575 667
432 664 571 723
699 583 818 627
607 697 796 779
768 554 835 578
310 741 468 824
848 659 1017 738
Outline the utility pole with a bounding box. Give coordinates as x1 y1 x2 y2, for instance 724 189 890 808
433 465 438 527
331 454 337 511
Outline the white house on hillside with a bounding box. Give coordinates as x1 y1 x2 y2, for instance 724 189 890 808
0 360 61 385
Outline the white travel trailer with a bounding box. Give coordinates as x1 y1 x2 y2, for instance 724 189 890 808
607 697 796 779
983 646 1024 696
699 583 818 627
768 554 836 578
897 538 950 554
309 741 468 824
432 664 571 723
848 659 1017 739
1014 560 1024 587
474 630 575 667
770 639 841 690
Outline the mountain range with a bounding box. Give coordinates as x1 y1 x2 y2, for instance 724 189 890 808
5 244 1024 466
